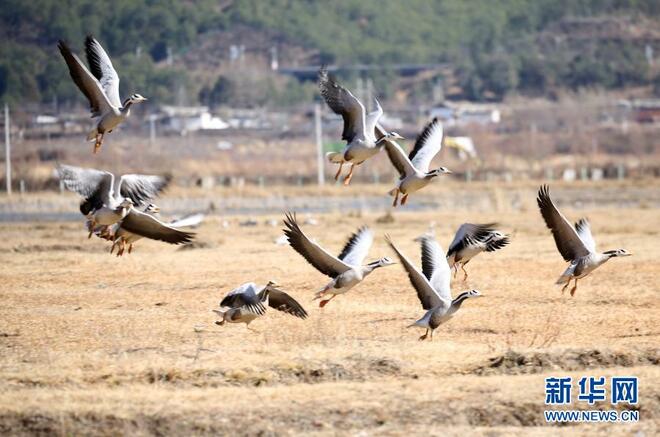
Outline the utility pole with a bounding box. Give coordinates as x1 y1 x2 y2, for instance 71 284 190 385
4 104 10 196
314 102 324 186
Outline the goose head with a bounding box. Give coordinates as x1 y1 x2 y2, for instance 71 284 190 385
368 256 396 270
144 203 160 214
128 93 148 104
426 167 452 178
603 249 632 258
119 198 134 209
466 289 483 298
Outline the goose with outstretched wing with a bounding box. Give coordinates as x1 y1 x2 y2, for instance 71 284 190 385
446 223 510 281
57 164 170 234
379 118 451 207
213 282 308 331
386 235 482 341
318 67 403 185
283 212 394 307
58 36 147 153
537 185 631 296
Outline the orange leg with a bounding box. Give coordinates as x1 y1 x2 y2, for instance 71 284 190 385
93 133 104 154
319 294 337 308
334 162 344 181
570 279 578 296
392 188 400 207
418 329 429 341
343 164 355 185
401 194 409 205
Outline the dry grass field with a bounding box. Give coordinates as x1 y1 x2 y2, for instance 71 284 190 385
0 183 659 435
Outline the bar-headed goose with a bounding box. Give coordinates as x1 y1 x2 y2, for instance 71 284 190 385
109 204 195 256
380 118 451 207
386 235 482 341
57 164 170 233
537 185 632 296
214 282 307 331
58 36 147 153
318 67 403 185
446 223 510 280
283 212 394 307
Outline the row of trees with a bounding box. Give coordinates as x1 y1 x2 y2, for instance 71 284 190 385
1 0 659 107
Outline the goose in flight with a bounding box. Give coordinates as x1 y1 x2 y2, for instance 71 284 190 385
58 36 147 153
57 164 170 233
110 204 195 256
446 223 510 280
89 203 195 255
283 212 394 307
214 282 308 331
386 235 482 341
380 118 451 207
537 185 631 296
318 67 403 185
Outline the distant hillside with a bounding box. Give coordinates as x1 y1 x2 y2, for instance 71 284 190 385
1 0 659 106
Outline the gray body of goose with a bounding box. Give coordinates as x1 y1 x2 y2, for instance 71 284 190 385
446 223 510 280
537 185 631 296
58 164 170 232
58 36 147 153
318 67 403 185
283 212 394 307
380 118 451 206
214 281 308 331
386 235 482 341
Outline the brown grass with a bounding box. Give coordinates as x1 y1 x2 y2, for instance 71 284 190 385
0 196 659 435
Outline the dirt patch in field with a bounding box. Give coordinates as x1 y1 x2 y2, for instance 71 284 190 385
473 348 659 376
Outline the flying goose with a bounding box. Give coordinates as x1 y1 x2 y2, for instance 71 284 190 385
386 235 482 341
318 67 403 185
381 118 451 207
213 282 308 331
57 164 170 233
108 204 196 256
283 212 394 307
58 36 147 153
446 223 510 280
537 185 631 296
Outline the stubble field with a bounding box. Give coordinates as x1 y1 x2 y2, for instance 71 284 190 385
0 183 658 435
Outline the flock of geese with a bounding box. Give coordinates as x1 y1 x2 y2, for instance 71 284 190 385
55 36 632 340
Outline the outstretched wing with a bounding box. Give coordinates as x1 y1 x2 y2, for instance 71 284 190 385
420 236 452 302
382 135 417 178
318 67 366 143
385 235 446 311
283 212 352 278
84 36 121 108
220 283 266 315
261 287 308 319
57 164 114 213
120 209 195 245
537 185 590 261
409 118 444 172
574 218 596 253
337 226 373 267
57 40 114 116
446 223 498 258
118 174 171 208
